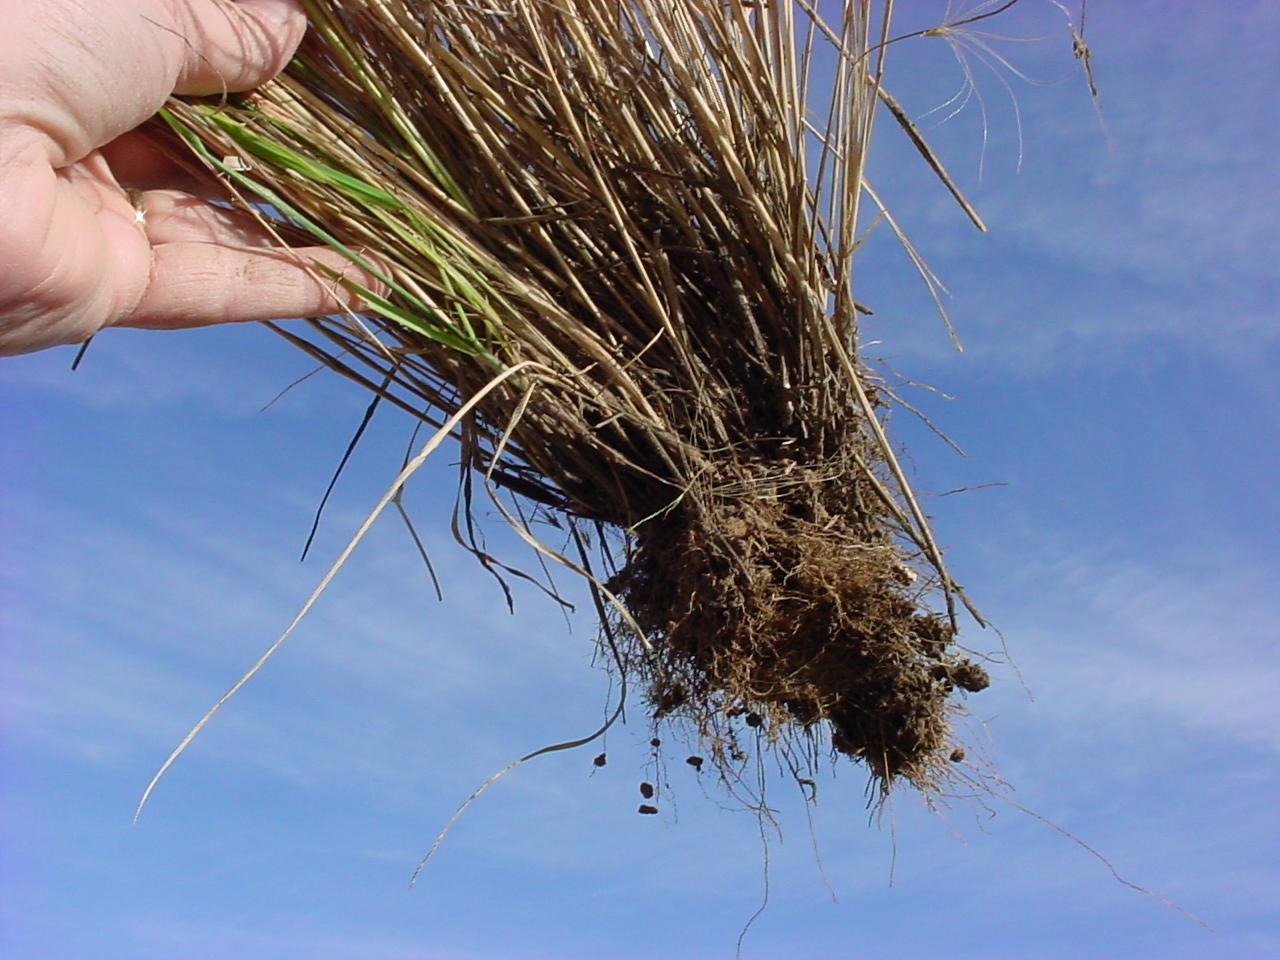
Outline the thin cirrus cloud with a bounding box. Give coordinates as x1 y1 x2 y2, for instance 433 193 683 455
4 441 656 884
856 0 1280 368
978 542 1280 756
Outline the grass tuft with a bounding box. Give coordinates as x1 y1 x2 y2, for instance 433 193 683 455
163 0 1002 802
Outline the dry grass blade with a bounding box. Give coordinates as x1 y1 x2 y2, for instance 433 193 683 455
135 362 538 821
159 0 998 801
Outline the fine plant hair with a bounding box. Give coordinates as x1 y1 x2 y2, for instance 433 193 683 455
159 0 1004 802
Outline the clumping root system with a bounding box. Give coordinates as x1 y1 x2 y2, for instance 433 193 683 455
616 472 989 789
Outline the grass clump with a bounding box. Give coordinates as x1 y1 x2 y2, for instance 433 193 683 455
162 0 996 801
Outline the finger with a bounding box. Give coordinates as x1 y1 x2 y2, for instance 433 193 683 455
132 189 277 246
100 132 230 199
122 243 380 330
173 0 309 96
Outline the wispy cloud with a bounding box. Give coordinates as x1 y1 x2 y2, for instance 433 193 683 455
3 479 615 800
859 1 1280 369
0 322 359 419
965 530 1280 755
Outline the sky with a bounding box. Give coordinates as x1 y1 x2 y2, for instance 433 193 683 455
3 2 1279 958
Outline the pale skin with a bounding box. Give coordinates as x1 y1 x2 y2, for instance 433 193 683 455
0 0 373 357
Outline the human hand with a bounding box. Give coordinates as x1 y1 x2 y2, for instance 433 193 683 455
0 0 373 357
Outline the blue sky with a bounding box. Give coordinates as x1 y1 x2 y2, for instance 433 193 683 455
3 2 1278 958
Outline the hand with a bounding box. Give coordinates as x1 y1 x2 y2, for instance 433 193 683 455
0 0 372 357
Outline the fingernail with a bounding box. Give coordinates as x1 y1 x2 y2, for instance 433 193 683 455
236 0 305 28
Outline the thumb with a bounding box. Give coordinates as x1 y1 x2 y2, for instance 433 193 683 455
172 0 308 96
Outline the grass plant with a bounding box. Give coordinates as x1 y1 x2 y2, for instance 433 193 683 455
160 0 1004 803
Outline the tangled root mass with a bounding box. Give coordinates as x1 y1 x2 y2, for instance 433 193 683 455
604 456 988 793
